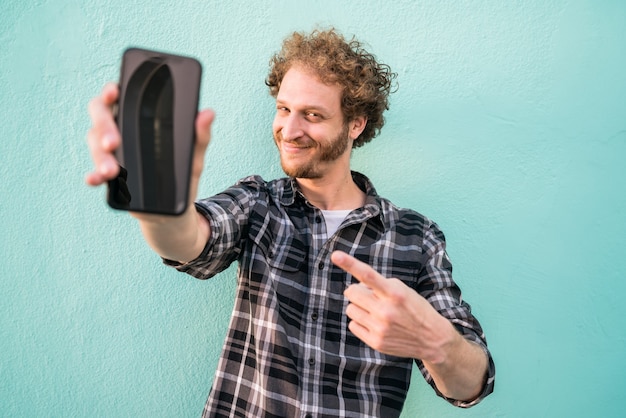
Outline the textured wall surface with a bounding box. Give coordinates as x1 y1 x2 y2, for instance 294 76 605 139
1 1 625 417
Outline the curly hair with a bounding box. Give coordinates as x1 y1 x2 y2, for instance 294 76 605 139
266 28 397 148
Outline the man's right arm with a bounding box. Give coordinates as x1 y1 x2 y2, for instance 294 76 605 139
86 83 216 263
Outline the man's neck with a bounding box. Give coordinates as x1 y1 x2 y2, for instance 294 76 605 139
296 170 365 211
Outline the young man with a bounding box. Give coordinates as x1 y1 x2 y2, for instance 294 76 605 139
87 29 495 417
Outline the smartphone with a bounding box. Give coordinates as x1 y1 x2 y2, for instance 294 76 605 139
107 47 202 215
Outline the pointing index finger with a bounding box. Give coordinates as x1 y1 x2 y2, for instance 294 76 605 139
331 251 387 293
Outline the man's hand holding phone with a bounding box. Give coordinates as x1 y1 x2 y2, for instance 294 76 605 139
84 49 214 263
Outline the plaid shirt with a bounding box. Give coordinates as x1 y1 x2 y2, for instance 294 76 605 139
167 172 495 418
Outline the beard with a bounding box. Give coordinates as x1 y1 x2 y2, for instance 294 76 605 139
275 124 350 179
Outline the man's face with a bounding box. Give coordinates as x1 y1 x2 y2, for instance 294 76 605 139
272 66 351 179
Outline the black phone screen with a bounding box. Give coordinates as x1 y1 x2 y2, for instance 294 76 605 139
107 48 201 215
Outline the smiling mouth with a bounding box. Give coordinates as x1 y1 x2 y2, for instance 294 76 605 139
281 141 312 152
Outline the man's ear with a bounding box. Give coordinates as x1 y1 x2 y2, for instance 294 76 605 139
349 116 367 140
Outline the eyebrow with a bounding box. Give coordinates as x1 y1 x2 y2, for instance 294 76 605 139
275 99 334 115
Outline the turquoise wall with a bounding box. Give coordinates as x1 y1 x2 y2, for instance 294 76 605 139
1 1 625 417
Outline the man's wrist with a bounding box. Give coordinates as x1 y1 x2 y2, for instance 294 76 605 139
422 318 463 366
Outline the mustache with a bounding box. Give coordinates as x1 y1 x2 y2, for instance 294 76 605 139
275 131 310 146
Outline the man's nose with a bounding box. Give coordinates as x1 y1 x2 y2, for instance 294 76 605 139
280 114 304 141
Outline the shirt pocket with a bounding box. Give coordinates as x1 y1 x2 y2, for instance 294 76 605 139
266 233 307 272
352 250 421 288
248 226 308 278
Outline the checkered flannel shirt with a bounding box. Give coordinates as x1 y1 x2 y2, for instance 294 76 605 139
166 172 495 418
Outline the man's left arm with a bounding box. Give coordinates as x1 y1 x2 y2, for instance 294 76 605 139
331 250 490 403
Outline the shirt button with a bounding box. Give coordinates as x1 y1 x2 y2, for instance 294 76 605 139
315 216 322 223
308 357 315 366
318 262 324 270
305 414 313 418
311 311 318 321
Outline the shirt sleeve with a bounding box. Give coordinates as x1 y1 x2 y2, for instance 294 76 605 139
415 221 496 407
162 176 265 280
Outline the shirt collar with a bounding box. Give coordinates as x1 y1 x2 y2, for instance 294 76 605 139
279 171 382 214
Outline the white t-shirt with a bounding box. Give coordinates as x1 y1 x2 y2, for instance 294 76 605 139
321 209 352 237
